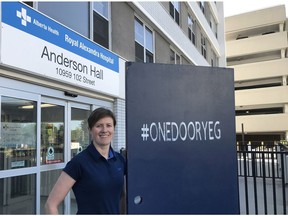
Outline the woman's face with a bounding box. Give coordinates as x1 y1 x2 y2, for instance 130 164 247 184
90 116 115 147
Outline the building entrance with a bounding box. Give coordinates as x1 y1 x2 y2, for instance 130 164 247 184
0 83 113 214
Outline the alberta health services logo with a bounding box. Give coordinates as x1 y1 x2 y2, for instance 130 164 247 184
16 7 31 26
15 6 59 36
141 120 222 142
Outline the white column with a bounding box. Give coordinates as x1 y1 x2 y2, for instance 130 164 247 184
281 49 286 58
285 105 288 142
279 23 284 32
284 104 288 113
113 98 126 151
283 75 287 86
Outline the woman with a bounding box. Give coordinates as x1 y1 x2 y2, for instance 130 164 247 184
45 107 126 214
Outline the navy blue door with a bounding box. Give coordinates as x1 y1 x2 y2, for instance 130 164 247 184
126 62 239 214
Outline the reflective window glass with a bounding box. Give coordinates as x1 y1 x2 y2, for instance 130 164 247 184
170 49 175 64
146 50 154 63
188 15 196 45
0 174 36 214
41 103 64 165
135 42 144 62
0 96 37 170
93 11 109 48
169 1 180 25
170 49 181 64
145 27 153 53
70 108 90 213
199 1 205 14
70 190 77 214
134 17 154 63
134 18 144 45
71 108 90 158
93 2 108 19
40 170 64 214
201 34 207 59
176 53 181 64
93 2 109 48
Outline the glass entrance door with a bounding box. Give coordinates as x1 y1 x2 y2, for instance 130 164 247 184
70 105 91 158
0 96 37 170
69 103 93 214
0 89 39 214
40 97 66 214
40 101 97 214
0 85 112 214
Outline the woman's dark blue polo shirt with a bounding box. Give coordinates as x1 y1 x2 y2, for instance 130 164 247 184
63 143 126 214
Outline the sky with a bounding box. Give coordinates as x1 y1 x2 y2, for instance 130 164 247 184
223 0 288 17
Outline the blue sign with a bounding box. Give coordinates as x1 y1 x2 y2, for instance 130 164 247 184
1 2 119 73
126 62 240 214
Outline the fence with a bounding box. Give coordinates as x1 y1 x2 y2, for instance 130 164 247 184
237 142 288 214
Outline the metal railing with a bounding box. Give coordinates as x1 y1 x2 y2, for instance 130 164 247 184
237 142 287 214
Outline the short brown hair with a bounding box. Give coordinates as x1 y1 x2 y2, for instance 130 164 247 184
88 107 116 129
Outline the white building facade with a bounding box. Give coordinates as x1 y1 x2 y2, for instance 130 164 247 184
225 5 288 146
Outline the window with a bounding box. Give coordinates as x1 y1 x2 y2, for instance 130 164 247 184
236 35 248 40
40 170 64 214
188 15 196 45
262 31 275 35
210 16 218 38
236 107 283 116
201 34 206 59
134 17 154 63
169 1 180 25
41 103 64 165
1 96 37 170
23 2 33 7
71 108 90 157
211 51 218 67
93 2 109 48
0 174 36 214
170 49 181 64
199 1 205 14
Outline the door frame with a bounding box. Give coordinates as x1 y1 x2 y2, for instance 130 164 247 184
0 87 40 211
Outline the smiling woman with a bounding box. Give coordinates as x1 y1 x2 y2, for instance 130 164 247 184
45 107 126 215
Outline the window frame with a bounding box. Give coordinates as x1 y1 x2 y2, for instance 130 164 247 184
188 15 196 45
170 48 181 65
210 16 218 38
201 34 207 59
169 1 180 25
199 1 205 14
134 16 154 63
91 2 111 49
